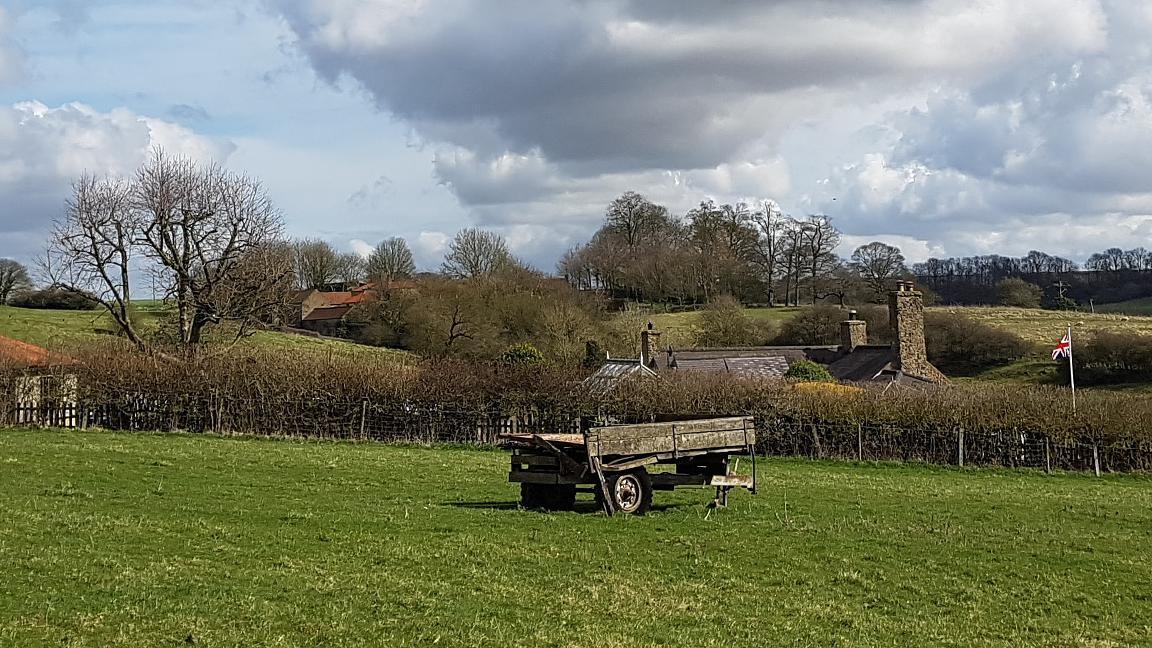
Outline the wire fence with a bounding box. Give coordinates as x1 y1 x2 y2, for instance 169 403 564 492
3 391 1151 475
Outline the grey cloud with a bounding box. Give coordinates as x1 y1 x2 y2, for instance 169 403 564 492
167 103 212 123
270 0 1151 264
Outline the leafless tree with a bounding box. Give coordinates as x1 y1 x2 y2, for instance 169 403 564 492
366 237 415 283
605 191 669 248
46 149 287 351
850 241 907 302
441 227 512 279
0 259 32 303
293 239 341 289
45 175 146 347
333 252 365 285
750 200 787 305
798 215 841 304
134 150 283 346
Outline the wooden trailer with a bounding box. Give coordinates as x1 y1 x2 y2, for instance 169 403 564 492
499 416 756 515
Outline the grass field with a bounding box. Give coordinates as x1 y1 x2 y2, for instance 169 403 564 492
1 429 1150 647
1098 297 1152 316
0 305 412 361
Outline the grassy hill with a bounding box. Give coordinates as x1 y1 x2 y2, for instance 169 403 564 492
1097 297 1152 315
1 428 1149 646
0 305 412 361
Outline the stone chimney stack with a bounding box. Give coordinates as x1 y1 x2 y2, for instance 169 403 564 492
640 321 661 369
840 310 868 353
888 281 947 382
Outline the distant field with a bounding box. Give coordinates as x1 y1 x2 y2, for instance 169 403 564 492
0 305 412 361
1097 297 1152 315
1 428 1149 646
648 307 802 346
932 305 1152 346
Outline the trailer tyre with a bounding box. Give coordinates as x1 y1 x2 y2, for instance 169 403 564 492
604 469 652 515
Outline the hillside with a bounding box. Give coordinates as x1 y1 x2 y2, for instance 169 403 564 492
0 305 413 361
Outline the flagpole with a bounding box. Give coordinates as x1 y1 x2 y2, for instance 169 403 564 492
1067 326 1077 416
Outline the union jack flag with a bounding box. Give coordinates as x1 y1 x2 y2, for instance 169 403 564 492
1052 332 1072 360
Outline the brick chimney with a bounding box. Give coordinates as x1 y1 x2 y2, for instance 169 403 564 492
840 310 867 353
640 321 661 369
888 281 947 382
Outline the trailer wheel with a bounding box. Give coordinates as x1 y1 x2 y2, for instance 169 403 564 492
604 469 652 515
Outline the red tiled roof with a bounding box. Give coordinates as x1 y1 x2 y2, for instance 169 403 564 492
318 291 373 306
0 335 74 368
301 305 354 322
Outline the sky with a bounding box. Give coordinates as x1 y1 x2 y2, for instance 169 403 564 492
1 0 1151 273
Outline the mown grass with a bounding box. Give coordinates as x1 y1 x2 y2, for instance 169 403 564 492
0 305 412 362
931 305 1152 346
1 429 1149 647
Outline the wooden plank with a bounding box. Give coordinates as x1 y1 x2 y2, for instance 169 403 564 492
588 417 751 440
511 455 559 467
508 471 588 485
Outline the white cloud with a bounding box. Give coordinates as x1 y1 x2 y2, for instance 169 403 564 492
349 238 374 258
0 101 233 261
412 230 450 268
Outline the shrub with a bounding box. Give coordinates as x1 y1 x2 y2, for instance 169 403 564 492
1073 330 1152 384
9 288 97 310
772 306 846 345
924 312 1031 375
998 278 1043 308
785 359 834 383
500 342 546 367
694 296 773 346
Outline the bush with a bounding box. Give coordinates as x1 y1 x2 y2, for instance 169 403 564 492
500 342 546 367
998 278 1043 308
924 312 1030 375
1073 330 1152 384
785 359 834 383
694 296 773 346
8 288 98 310
772 306 846 345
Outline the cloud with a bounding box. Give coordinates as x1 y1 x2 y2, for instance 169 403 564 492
0 101 234 262
349 238 374 258
269 0 1152 264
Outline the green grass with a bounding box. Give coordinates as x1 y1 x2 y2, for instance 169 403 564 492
2 429 1150 647
1097 297 1152 316
0 305 412 362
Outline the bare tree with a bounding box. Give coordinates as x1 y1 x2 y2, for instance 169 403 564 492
441 227 512 279
605 191 669 249
0 259 32 303
366 237 415 283
798 215 841 304
45 175 146 347
134 150 283 346
751 200 787 305
333 252 365 285
293 239 341 289
850 241 907 302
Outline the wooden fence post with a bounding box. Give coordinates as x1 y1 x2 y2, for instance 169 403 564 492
856 423 863 462
957 428 965 467
359 399 368 440
1093 443 1101 477
1044 437 1051 473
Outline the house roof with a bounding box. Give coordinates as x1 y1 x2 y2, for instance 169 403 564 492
583 359 658 394
825 346 898 382
301 305 354 322
0 335 74 369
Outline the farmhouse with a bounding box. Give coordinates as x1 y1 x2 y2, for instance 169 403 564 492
591 282 946 387
0 335 79 427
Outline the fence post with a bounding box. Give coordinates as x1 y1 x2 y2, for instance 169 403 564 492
957 428 965 467
359 399 368 440
1044 437 1051 473
1093 443 1100 477
856 423 863 462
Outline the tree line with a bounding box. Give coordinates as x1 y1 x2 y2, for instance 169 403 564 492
559 191 912 306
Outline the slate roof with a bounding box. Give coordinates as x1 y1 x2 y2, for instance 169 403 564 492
676 356 791 378
582 359 658 394
825 346 898 382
